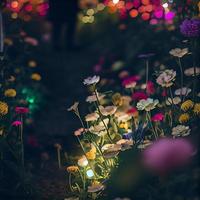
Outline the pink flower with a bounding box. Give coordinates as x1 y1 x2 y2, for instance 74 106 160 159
12 120 22 127
143 138 195 174
74 128 85 136
24 37 39 46
151 113 164 122
20 31 27 37
15 107 29 114
132 91 148 101
146 81 155 95
122 75 141 87
127 107 138 117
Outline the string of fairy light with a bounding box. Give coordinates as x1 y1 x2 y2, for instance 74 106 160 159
5 0 175 24
5 0 49 21
80 0 175 24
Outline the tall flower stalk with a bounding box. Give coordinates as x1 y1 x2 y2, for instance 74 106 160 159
93 88 113 143
19 114 25 167
177 58 184 101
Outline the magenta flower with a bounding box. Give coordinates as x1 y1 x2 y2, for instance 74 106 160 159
127 107 137 114
122 75 141 87
151 113 164 122
15 107 29 114
12 120 22 127
146 81 155 95
127 107 138 117
143 138 195 174
132 91 148 101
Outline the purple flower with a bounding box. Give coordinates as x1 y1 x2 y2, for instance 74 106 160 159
180 19 200 37
123 132 133 140
143 138 195 174
12 120 22 127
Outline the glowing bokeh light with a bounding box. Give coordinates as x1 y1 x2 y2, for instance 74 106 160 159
86 169 94 178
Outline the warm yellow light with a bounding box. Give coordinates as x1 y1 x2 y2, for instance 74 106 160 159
11 13 18 19
162 3 168 8
113 0 119 4
97 3 105 11
87 9 95 16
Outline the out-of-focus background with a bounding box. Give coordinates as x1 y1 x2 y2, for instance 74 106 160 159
0 0 200 199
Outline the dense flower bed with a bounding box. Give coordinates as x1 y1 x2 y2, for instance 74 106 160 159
0 17 44 196
66 16 200 200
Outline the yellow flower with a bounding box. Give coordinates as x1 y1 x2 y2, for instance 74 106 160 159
112 93 123 106
179 113 190 123
0 101 8 116
31 73 41 81
4 89 17 97
4 38 13 46
28 60 37 68
193 103 200 115
181 100 194 112
86 144 96 160
86 151 96 160
119 122 129 130
66 166 79 173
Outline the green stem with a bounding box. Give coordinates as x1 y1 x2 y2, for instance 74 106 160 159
178 58 184 102
92 142 109 169
191 38 197 101
169 87 175 109
93 88 113 143
57 148 61 169
145 59 149 92
76 136 97 179
147 112 158 139
20 115 24 167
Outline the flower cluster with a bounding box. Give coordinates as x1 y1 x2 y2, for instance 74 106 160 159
67 40 200 198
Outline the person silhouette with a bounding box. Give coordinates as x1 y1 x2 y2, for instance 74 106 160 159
48 0 79 50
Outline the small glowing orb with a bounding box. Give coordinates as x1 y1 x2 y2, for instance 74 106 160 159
162 3 168 8
11 1 19 9
86 169 94 178
113 0 119 4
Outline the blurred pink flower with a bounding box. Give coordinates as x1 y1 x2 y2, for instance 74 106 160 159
24 37 38 46
93 64 102 73
20 31 27 37
127 107 137 114
12 120 22 127
122 75 141 87
15 107 29 114
132 0 140 8
151 113 164 122
132 91 148 101
127 107 138 117
146 81 155 95
143 138 195 174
